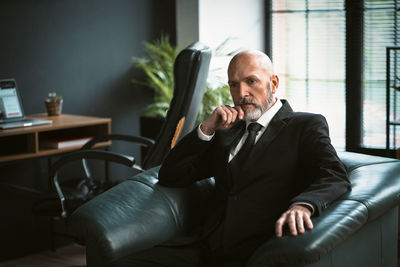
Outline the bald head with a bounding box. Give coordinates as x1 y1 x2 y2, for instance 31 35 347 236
228 50 275 77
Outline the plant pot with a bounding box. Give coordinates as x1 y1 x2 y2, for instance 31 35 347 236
45 99 63 116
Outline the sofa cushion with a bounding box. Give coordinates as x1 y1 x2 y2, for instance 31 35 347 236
345 162 400 221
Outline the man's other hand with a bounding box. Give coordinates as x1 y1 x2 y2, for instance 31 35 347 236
200 105 244 135
275 205 313 238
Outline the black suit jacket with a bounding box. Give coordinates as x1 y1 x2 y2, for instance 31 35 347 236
159 100 350 259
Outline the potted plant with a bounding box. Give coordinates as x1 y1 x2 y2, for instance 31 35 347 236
45 92 63 116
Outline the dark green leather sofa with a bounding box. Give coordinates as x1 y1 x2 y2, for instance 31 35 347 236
69 151 400 267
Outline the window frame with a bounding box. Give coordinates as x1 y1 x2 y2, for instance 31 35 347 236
266 0 398 157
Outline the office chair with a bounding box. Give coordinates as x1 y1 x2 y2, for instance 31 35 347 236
79 41 213 174
36 41 212 222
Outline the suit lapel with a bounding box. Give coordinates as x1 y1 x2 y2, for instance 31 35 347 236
214 120 246 188
251 102 293 157
231 100 294 193
218 120 246 149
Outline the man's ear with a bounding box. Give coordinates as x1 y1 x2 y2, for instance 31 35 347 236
271 75 279 94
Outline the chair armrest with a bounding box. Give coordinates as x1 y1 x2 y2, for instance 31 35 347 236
81 134 156 174
246 200 368 267
51 149 135 217
50 149 135 174
68 167 215 266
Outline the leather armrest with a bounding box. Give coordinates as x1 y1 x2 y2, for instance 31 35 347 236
68 167 177 264
68 167 215 265
345 162 400 221
246 200 368 267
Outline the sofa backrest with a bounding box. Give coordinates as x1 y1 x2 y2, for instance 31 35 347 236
337 151 400 221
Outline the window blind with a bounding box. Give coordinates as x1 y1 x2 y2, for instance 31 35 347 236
362 0 400 148
271 0 346 150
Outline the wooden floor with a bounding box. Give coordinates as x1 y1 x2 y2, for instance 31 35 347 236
0 244 85 267
0 242 399 266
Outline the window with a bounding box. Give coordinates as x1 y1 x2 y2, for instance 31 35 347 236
362 0 400 148
271 0 346 150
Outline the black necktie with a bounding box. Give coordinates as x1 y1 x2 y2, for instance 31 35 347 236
229 122 263 173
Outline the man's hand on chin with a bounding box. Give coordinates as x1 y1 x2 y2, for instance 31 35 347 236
275 205 314 238
200 105 244 135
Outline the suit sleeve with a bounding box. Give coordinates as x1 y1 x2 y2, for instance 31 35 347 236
158 128 215 187
291 114 351 216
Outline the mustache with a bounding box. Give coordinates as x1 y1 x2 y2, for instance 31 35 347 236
238 98 258 105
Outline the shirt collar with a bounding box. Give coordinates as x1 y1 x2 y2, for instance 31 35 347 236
245 97 282 129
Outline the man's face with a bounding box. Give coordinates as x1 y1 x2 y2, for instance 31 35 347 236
228 53 278 121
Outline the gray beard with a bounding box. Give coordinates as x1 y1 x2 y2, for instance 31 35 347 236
244 106 264 121
242 92 274 121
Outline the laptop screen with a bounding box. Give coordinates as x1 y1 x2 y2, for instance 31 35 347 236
0 79 23 121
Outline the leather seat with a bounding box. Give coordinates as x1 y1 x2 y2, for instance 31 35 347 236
68 151 400 266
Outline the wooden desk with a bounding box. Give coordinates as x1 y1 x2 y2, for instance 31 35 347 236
0 114 111 162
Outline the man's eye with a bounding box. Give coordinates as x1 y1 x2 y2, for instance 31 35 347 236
247 79 255 85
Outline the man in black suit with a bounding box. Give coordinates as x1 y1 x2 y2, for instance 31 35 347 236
108 50 350 267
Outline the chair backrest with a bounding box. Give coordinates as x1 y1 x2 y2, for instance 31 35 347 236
142 42 211 170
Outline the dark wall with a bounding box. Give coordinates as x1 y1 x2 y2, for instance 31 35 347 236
0 0 175 261
0 0 175 144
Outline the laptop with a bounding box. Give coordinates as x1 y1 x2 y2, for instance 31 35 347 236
0 79 52 129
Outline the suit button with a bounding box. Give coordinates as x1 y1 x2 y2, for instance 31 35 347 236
231 195 238 201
